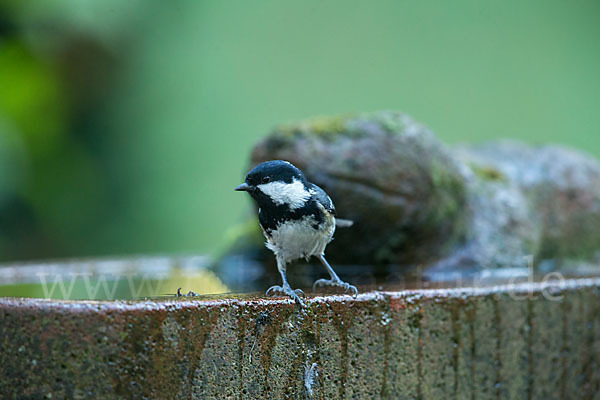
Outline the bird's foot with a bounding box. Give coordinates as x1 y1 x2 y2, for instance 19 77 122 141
312 279 358 297
266 285 306 307
176 288 199 297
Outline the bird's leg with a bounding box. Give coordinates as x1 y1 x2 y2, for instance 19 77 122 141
266 259 306 307
312 254 358 297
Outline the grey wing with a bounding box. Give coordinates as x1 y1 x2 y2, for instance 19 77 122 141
310 183 354 228
309 183 335 215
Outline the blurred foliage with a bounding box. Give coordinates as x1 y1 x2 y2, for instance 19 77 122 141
0 0 599 262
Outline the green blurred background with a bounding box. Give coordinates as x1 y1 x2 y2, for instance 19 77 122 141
1 0 599 263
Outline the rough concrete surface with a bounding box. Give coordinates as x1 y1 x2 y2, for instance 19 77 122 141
1 279 600 399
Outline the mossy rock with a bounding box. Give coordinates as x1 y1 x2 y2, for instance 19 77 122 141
228 111 600 276
251 111 469 265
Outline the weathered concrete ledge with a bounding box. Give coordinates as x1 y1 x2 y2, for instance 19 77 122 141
1 279 600 399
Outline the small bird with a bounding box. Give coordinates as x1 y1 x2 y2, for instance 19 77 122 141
235 160 358 307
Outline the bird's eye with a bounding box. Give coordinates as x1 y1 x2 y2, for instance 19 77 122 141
261 176 270 184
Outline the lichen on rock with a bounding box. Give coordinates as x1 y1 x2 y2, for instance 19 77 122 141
251 111 469 267
458 141 600 264
229 110 600 276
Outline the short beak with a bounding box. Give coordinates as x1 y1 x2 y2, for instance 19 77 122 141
234 182 252 192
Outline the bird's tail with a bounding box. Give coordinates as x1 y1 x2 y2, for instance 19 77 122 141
335 218 354 228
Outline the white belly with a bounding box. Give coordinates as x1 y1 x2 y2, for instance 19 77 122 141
265 215 335 264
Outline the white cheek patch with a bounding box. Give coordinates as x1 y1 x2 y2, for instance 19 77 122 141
258 178 311 210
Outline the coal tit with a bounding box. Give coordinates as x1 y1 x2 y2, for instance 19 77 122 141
235 160 358 307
